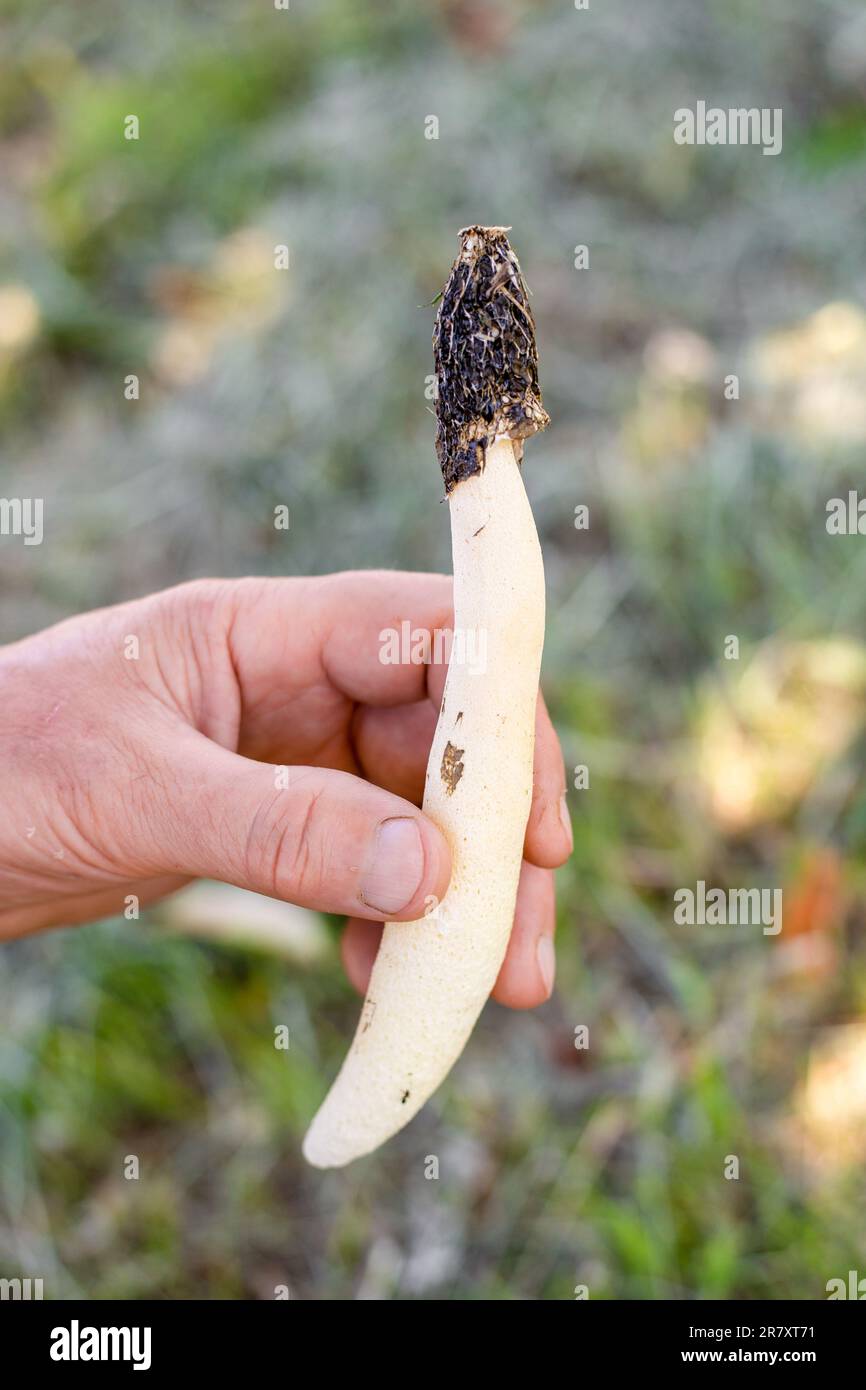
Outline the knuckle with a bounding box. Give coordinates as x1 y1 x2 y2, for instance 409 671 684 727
245 785 326 901
146 578 237 646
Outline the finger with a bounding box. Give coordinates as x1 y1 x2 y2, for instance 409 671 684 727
351 699 437 804
341 917 384 994
341 860 556 1011
218 572 455 748
524 694 572 869
492 861 556 1008
0 874 188 943
354 692 573 868
146 734 452 922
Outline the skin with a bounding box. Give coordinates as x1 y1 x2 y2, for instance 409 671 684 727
0 572 572 1007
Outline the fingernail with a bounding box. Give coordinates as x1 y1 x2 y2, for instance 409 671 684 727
536 934 556 998
559 792 573 852
361 817 425 916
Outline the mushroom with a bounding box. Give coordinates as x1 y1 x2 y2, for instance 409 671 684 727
303 227 549 1167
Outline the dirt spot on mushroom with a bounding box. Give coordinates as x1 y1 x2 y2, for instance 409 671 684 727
441 740 465 794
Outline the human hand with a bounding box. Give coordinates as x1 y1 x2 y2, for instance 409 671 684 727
0 572 572 1006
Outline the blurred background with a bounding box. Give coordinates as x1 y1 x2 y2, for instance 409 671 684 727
2 0 866 1299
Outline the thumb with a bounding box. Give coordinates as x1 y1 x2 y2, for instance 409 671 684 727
153 737 452 922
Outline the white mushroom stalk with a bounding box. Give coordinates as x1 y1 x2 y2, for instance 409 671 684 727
303 226 549 1168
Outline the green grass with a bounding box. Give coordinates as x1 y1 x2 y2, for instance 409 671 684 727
1 0 865 1299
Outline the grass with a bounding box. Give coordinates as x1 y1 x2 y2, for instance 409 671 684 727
1 0 866 1299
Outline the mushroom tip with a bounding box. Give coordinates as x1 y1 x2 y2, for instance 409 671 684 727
433 228 549 493
457 224 512 249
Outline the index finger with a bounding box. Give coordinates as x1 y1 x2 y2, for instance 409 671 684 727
223 570 454 717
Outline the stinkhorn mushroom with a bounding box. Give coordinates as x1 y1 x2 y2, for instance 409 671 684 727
303 226 549 1168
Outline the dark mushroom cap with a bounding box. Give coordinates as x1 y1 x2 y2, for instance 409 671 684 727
433 226 549 493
